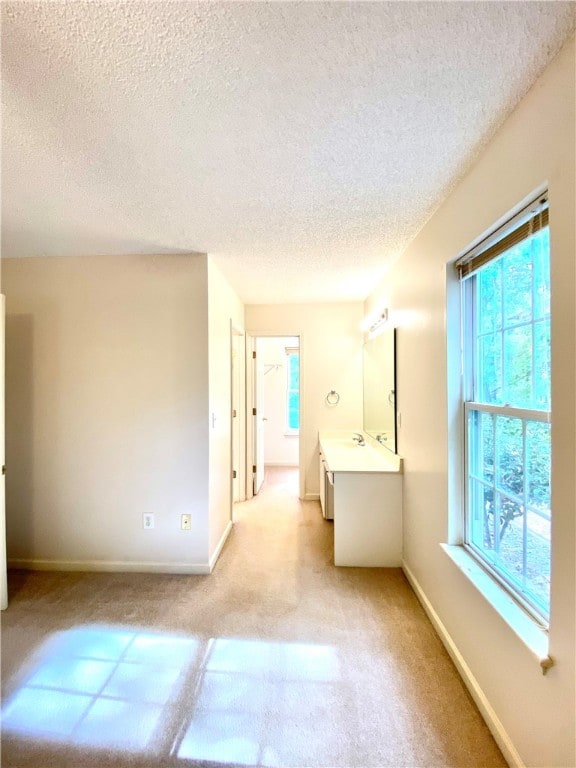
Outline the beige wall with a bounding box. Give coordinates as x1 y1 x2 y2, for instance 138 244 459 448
245 302 364 498
207 257 245 561
3 253 213 571
1 294 6 608
365 36 575 768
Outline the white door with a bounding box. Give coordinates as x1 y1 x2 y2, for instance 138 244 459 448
231 325 244 504
245 334 266 498
1 295 7 609
253 338 266 495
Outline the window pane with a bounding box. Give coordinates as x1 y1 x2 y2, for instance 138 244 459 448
478 333 502 404
286 350 300 430
503 245 532 326
503 325 532 407
533 319 551 410
480 412 494 485
533 229 550 319
496 496 524 582
289 354 299 389
288 393 299 430
286 352 300 431
526 421 550 513
525 512 551 612
495 416 523 498
478 260 502 333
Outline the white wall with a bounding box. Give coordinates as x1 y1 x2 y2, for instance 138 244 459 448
245 303 364 499
365 36 575 768
3 253 213 572
207 257 245 562
259 336 299 467
0 295 6 608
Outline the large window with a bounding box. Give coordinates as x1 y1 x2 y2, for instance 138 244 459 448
285 347 300 433
458 194 551 623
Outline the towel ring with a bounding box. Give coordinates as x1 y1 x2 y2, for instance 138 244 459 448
325 390 340 406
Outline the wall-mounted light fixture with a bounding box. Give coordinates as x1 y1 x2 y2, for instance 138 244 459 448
368 308 389 337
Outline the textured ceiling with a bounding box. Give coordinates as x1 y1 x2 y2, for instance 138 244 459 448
2 2 575 304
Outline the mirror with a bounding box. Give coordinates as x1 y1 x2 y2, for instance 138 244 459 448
362 327 397 453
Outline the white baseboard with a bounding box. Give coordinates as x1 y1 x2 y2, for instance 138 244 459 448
264 462 299 467
7 558 211 575
304 493 320 501
209 521 233 572
402 561 524 768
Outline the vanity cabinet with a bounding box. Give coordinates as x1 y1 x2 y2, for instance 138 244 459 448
332 470 402 566
319 450 326 515
318 449 334 520
319 432 403 567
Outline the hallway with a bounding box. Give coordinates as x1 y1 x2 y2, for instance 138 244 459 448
1 467 505 768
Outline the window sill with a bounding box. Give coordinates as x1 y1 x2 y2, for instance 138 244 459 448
440 544 552 674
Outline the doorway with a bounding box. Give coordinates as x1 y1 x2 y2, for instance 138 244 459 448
245 335 300 501
230 324 245 509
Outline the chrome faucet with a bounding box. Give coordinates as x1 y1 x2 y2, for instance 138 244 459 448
376 434 387 444
352 432 365 446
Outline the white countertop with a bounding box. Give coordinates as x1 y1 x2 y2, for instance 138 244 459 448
319 431 403 474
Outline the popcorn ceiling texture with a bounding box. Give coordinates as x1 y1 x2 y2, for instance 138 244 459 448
2 2 575 303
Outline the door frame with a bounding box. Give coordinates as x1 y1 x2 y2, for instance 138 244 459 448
230 322 246 511
1 295 6 609
245 331 303 500
245 334 256 501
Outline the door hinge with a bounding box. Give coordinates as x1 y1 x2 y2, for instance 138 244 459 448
233 470 237 479
252 350 256 359
232 409 237 418
252 464 257 474
1 465 5 475
252 407 257 416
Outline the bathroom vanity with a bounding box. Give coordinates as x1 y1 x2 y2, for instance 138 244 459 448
318 431 403 567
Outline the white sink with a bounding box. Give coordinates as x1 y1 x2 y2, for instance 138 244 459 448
319 432 402 474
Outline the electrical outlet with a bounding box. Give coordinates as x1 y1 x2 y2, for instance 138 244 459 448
181 513 192 531
143 513 155 530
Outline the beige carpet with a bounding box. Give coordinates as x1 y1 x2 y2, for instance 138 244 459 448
1 466 506 768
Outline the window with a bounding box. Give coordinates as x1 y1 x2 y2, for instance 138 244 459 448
458 194 551 623
285 347 300 433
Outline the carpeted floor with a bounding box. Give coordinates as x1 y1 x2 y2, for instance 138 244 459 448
1 466 506 768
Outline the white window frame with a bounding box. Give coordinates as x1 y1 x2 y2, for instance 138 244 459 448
462 402 551 623
459 193 551 625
